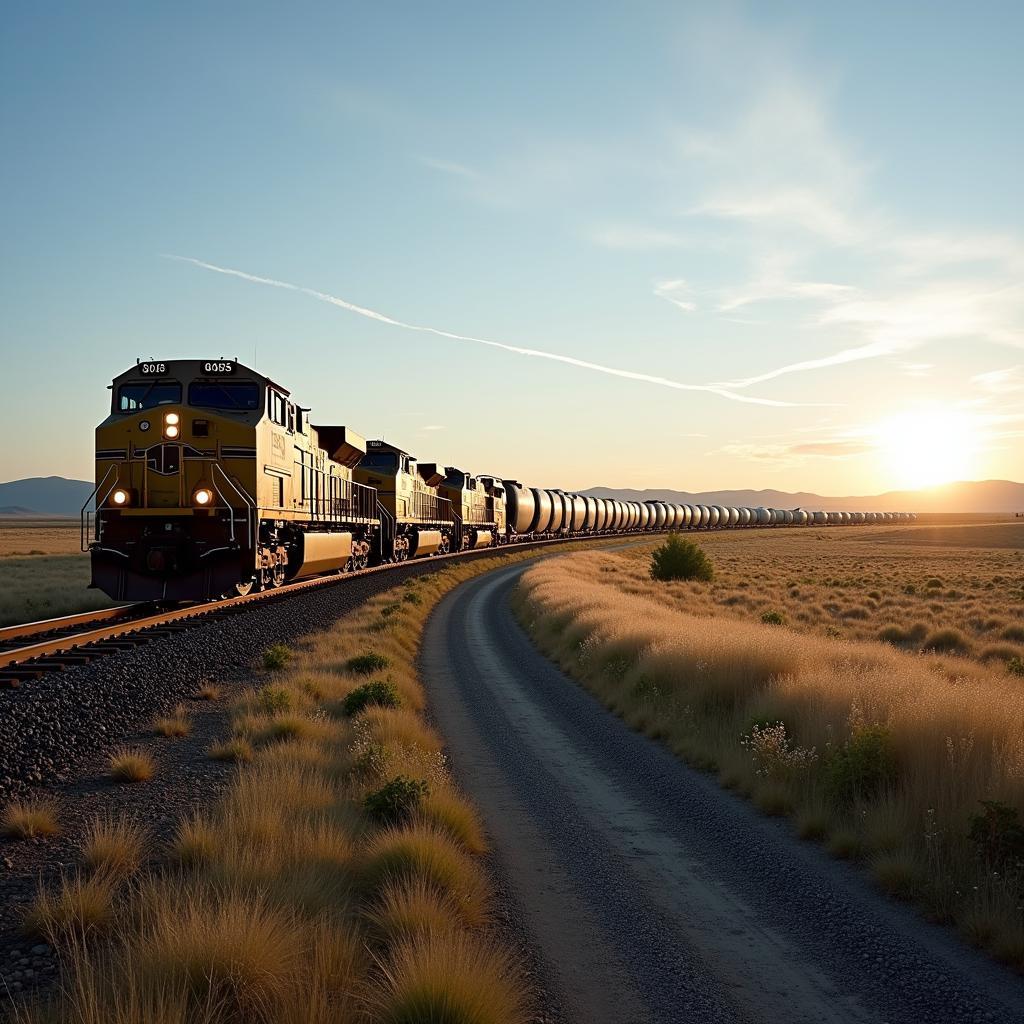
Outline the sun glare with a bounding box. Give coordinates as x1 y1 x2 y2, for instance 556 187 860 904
876 410 978 489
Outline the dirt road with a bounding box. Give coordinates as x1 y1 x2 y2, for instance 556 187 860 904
421 561 1024 1024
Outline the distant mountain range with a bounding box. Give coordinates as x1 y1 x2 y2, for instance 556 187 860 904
1 475 1021 518
0 477 94 518
585 479 1024 514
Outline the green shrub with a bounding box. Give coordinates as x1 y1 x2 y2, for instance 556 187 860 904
649 534 714 583
256 685 291 714
760 610 786 626
364 776 430 825
262 644 291 671
968 800 1024 870
1008 656 1024 678
346 652 391 675
878 625 908 645
342 680 402 717
380 602 402 619
825 724 895 805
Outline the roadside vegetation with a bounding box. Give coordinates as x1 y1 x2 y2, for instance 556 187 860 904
514 529 1024 967
17 547 605 1023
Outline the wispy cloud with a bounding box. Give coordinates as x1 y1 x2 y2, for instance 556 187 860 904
718 439 873 465
419 156 478 179
589 224 689 250
654 279 697 312
419 424 446 431
164 255 818 407
972 365 1024 394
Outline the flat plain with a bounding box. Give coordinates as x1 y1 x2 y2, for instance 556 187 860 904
0 521 117 626
516 521 1024 967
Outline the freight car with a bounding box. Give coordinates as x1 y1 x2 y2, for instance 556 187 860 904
84 359 915 602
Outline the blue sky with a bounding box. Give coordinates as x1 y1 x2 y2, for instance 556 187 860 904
1 2 1021 493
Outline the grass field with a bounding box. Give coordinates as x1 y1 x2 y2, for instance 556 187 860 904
515 523 1024 967
0 521 117 627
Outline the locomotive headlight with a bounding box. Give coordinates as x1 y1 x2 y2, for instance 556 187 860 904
164 412 180 426
111 488 130 507
163 412 180 439
164 423 180 439
193 487 213 507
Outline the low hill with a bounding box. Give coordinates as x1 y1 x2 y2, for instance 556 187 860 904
0 477 93 518
583 480 1024 514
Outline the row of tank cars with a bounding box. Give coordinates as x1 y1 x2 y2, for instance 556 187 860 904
87 359 914 602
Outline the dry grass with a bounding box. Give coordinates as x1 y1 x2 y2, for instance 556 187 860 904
514 526 1024 968
2 798 60 839
153 705 191 738
82 815 148 878
0 554 118 627
372 930 528 1024
196 682 222 701
25 544 604 1023
109 749 155 783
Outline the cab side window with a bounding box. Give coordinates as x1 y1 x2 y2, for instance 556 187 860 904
269 391 288 426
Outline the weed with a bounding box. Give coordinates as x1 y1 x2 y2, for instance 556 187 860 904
1008 656 1024 678
824 723 895 805
153 704 191 737
760 610 786 626
257 685 292 714
82 815 147 878
365 777 430 826
208 737 255 763
968 801 1024 870
346 652 391 675
263 644 292 671
343 680 402 717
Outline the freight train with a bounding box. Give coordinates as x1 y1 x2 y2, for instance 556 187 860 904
83 359 915 602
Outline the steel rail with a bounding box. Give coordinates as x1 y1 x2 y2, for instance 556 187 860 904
0 531 659 686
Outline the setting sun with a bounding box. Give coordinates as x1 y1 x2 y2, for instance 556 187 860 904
875 409 979 489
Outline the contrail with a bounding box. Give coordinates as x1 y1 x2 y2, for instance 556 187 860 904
711 340 893 389
164 255 817 408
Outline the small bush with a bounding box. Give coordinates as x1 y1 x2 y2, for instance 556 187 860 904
262 644 292 671
925 577 943 589
968 800 1024 870
1008 656 1024 678
343 680 402 717
760 610 786 626
1002 625 1024 643
346 652 391 675
109 749 155 783
257 685 292 714
402 591 423 606
380 602 402 619
649 534 714 583
878 625 909 645
825 724 895 805
2 799 59 839
364 776 430 825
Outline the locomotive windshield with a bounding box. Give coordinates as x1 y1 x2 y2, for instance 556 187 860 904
359 451 398 472
188 381 261 411
117 382 182 411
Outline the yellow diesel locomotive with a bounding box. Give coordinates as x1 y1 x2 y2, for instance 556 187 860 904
86 359 377 601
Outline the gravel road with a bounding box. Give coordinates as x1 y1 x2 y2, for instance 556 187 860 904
421 562 1024 1024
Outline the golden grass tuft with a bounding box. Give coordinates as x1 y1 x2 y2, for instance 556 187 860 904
362 823 489 928
172 814 220 869
153 704 191 737
109 748 155 783
82 815 148 878
196 681 222 700
366 875 467 943
419 788 489 855
207 737 254 763
24 873 116 941
2 798 59 839
373 930 529 1024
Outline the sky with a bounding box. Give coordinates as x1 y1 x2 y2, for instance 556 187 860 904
1 1 1022 494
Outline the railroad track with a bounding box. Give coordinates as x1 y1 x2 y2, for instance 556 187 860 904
0 533 637 688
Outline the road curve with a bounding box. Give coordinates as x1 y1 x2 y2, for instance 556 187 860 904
421 561 1024 1024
